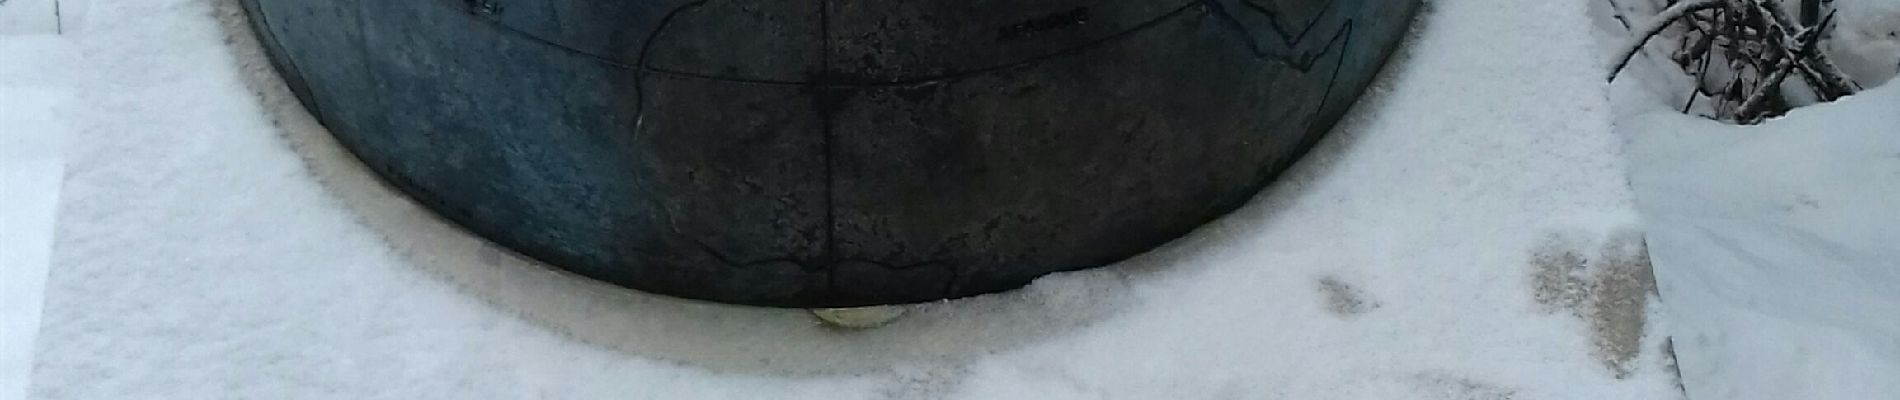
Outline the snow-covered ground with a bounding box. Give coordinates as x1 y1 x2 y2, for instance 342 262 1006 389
23 0 1894 398
0 33 74 400
1595 1 1900 399
1827 0 1900 87
0 0 59 36
1623 85 1900 400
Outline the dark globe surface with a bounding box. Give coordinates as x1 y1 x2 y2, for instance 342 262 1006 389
240 0 1420 307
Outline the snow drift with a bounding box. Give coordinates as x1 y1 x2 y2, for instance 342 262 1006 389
1625 82 1900 400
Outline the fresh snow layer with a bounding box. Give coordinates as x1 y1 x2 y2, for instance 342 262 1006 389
1622 85 1900 400
0 0 59 35
25 0 1683 398
0 34 74 400
1826 0 1900 87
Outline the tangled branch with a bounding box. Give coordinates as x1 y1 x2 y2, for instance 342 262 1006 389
1605 0 1862 123
1607 0 1725 82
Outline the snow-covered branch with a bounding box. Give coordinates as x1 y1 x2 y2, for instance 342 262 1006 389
1746 0 1859 98
1606 0 1724 82
1609 0 1866 123
1738 57 1794 122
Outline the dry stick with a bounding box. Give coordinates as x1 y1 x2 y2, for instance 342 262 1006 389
1722 71 1746 116
1749 0 1858 97
1795 10 1841 99
1776 2 1855 93
1608 0 1726 82
1604 0 1633 30
1738 57 1794 121
1678 9 1719 113
1677 12 1717 66
1683 35 1716 113
1728 4 1826 122
1677 7 1723 113
1769 10 1840 102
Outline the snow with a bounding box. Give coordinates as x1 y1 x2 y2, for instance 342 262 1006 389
1621 85 1900 400
0 0 59 35
1598 1 1900 398
1826 0 1900 87
0 34 74 400
14 0 1691 398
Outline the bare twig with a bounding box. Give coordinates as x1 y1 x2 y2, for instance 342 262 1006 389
1738 56 1793 121
1676 18 1716 66
1682 37 1715 113
1618 0 1858 123
1608 0 1725 82
1748 0 1858 97
1790 10 1839 100
1604 0 1633 30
